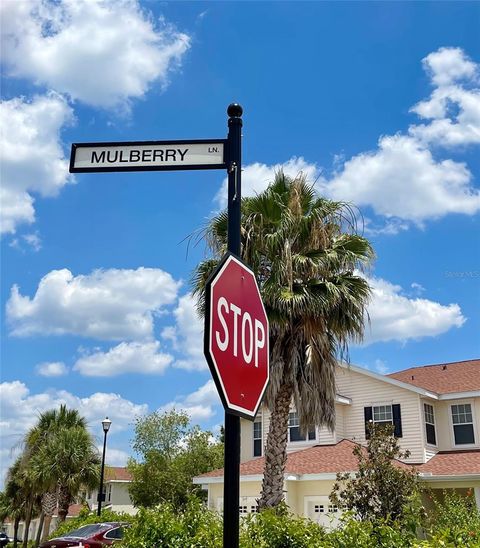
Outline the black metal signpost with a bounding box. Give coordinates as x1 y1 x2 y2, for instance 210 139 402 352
69 104 245 547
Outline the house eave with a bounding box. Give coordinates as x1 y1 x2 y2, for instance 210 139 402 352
419 473 480 482
438 390 480 400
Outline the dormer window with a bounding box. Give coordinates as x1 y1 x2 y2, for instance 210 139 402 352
288 412 316 442
451 403 475 445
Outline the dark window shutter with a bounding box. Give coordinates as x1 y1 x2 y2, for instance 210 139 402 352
392 404 402 437
364 407 373 439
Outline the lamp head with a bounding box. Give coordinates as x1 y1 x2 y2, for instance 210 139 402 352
102 417 112 433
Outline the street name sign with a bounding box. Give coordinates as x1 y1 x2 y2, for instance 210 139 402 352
204 253 269 419
69 139 226 173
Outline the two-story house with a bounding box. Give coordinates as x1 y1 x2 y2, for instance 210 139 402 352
194 359 480 527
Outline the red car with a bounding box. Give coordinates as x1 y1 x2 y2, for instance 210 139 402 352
39 522 128 548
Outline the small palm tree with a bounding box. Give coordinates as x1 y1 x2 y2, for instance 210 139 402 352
30 426 100 522
23 406 95 539
2 457 31 548
193 172 374 508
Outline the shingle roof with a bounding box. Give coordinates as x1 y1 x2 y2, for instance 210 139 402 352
104 466 132 481
197 439 409 479
419 450 480 476
388 359 480 394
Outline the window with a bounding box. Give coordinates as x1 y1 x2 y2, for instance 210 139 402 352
451 403 475 445
104 527 124 540
253 420 262 457
424 403 436 445
364 404 402 438
288 412 316 442
107 484 112 502
373 405 393 425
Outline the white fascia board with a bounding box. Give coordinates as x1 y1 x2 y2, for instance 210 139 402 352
338 362 439 399
419 473 480 482
296 473 346 481
439 391 480 400
193 474 264 485
335 395 352 405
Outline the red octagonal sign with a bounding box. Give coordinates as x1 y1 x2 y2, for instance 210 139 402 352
204 253 269 419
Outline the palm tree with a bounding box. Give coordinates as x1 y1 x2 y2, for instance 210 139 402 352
2 457 30 548
193 172 374 508
30 426 100 522
23 406 95 540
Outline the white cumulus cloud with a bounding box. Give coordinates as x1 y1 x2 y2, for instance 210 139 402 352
36 361 68 377
0 0 191 109
320 47 480 225
159 380 220 422
0 93 74 234
364 274 466 345
74 341 173 376
162 293 206 371
410 48 480 147
321 134 479 224
6 267 180 340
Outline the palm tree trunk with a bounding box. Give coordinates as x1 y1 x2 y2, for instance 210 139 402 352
40 514 53 543
258 381 292 509
40 490 57 543
22 498 34 548
34 511 44 548
57 486 70 522
13 516 20 548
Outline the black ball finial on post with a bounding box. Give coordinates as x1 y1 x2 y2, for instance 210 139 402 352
227 103 243 118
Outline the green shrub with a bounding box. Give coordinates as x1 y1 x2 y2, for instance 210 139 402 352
426 490 480 547
49 507 134 539
240 504 325 547
121 497 222 548
321 514 419 548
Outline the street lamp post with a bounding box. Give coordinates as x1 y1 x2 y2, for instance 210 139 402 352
97 417 111 516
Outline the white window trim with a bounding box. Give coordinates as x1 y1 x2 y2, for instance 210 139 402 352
253 419 262 457
288 412 317 443
370 402 394 427
423 402 438 448
448 399 478 449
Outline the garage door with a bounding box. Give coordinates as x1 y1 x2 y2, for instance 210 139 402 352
305 496 341 529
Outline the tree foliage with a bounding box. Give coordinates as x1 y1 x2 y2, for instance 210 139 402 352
128 409 223 508
330 423 420 525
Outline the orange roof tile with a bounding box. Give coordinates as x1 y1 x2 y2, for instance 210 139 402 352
197 439 409 479
104 466 132 481
419 450 480 476
388 359 480 394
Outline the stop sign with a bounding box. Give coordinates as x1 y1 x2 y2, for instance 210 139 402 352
204 253 269 419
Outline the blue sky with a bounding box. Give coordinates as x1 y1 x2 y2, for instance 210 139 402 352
1 1 479 484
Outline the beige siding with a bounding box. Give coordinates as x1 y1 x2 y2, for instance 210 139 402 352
335 367 425 462
435 397 480 451
240 419 254 462
208 481 263 512
335 404 346 441
111 483 134 506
